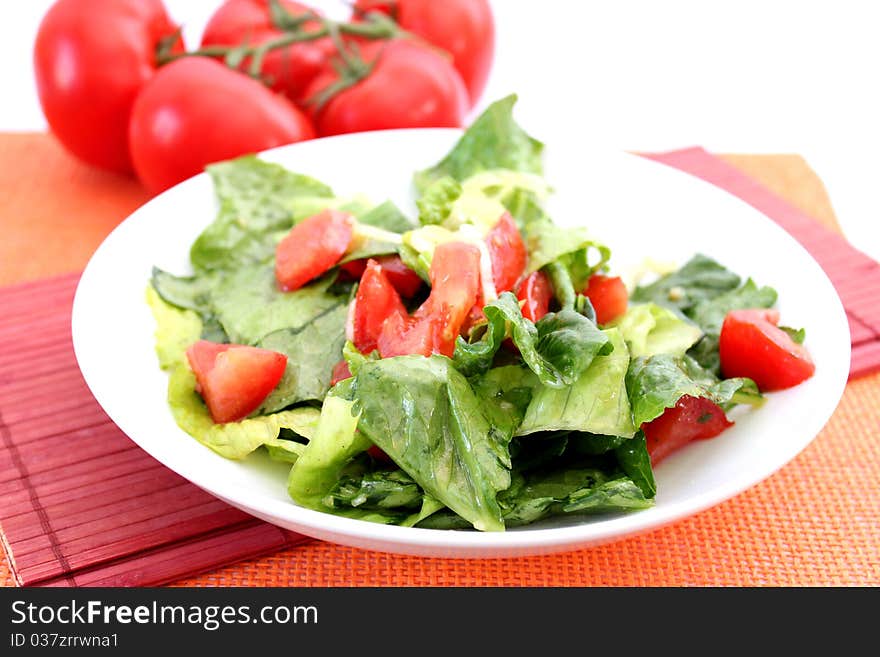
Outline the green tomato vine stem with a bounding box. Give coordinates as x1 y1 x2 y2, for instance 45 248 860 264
154 6 404 89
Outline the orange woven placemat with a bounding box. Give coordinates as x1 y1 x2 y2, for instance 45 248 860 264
1 134 877 586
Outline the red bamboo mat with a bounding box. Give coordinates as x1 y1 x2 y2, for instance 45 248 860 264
0 271 309 586
0 142 878 588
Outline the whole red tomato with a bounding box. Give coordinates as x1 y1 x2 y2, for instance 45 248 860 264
354 0 495 106
200 0 334 105
304 39 468 136
128 57 315 194
33 0 183 173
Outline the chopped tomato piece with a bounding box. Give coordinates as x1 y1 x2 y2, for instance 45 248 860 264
185 341 232 393
377 311 443 358
377 242 480 358
330 359 352 386
186 340 287 424
417 241 481 334
583 274 628 324
338 255 422 297
461 302 487 337
275 209 354 291
367 444 392 462
642 395 733 466
375 254 424 298
719 309 815 391
338 259 367 281
352 259 407 353
516 270 553 322
485 212 527 293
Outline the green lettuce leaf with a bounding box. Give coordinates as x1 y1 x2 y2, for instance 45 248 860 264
419 464 652 529
190 156 338 272
287 391 372 508
613 432 656 498
468 366 533 449
611 302 703 359
688 278 778 336
146 284 202 370
255 301 349 413
521 215 611 293
413 94 543 193
509 432 571 472
323 468 424 511
561 476 654 514
210 265 343 345
263 439 308 464
286 382 440 526
149 268 229 341
454 292 612 387
780 325 806 344
567 433 628 456
150 267 217 316
626 353 765 427
352 355 511 531
357 199 417 233
418 169 553 233
416 176 463 226
630 253 742 313
517 328 635 438
626 354 705 426
338 201 415 265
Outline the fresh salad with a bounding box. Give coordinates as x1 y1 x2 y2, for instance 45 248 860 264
147 96 815 532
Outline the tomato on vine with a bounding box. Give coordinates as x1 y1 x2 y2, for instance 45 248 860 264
303 38 469 136
354 0 495 106
200 0 335 105
34 0 183 173
33 0 491 191
128 57 315 194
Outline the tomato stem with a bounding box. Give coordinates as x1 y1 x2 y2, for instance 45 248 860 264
155 11 404 81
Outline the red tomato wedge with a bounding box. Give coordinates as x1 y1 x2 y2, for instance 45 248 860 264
352 259 407 354
367 444 393 462
642 395 733 466
275 209 354 291
186 341 232 392
416 241 481 347
719 309 815 391
516 270 553 323
338 259 367 281
378 241 481 358
485 212 527 293
583 274 629 325
375 255 424 298
338 255 423 298
330 360 353 386
377 311 442 358
186 340 287 424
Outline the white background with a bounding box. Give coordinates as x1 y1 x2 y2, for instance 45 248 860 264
2 0 878 261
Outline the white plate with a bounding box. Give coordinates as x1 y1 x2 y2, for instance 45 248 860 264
71 129 850 558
